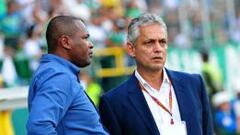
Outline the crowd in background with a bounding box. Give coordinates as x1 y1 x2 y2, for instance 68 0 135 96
0 0 240 86
0 0 240 134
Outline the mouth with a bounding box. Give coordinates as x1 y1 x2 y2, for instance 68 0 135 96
152 56 162 60
89 52 93 57
151 56 163 62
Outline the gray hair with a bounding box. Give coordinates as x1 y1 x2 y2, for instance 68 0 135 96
127 13 167 45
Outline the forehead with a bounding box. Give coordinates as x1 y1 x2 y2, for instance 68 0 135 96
75 20 88 35
139 24 167 39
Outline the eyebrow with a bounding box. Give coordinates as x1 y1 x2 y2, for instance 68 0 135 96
145 37 166 41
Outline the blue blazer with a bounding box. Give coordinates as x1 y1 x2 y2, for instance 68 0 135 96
99 69 214 135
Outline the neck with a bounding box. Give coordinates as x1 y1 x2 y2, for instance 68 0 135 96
137 68 164 90
51 50 70 61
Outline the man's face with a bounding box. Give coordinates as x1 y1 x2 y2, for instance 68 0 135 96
128 23 167 72
70 22 93 67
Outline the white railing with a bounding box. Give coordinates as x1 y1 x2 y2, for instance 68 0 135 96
0 86 28 111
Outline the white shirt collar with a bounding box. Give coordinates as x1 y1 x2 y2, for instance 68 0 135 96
135 68 171 91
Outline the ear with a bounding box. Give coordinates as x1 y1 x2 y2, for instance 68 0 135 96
127 41 135 57
58 35 72 50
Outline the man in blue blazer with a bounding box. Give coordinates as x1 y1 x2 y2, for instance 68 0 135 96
99 13 213 135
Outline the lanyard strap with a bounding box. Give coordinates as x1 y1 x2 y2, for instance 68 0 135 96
138 81 174 124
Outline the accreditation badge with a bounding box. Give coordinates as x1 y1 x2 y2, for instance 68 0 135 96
161 121 187 135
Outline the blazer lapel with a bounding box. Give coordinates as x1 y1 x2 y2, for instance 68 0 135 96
166 69 192 122
127 74 160 135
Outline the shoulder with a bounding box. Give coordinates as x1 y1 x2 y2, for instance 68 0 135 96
167 69 205 94
167 69 203 82
31 62 72 89
35 64 69 80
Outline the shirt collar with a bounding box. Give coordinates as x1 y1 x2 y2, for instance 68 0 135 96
40 54 80 76
162 68 171 84
135 67 170 88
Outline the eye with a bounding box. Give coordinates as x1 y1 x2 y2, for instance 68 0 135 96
144 40 154 45
82 34 90 40
159 39 166 44
159 39 167 48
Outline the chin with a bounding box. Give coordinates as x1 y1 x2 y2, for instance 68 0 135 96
80 62 91 67
149 65 164 71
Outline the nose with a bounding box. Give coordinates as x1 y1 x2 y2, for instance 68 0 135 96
88 40 93 49
153 43 164 53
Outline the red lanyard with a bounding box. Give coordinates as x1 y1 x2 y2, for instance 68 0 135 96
138 81 174 125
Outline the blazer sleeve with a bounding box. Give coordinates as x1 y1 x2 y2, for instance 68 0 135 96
99 96 122 135
198 75 214 135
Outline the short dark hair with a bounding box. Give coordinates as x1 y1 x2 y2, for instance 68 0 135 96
46 16 84 52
